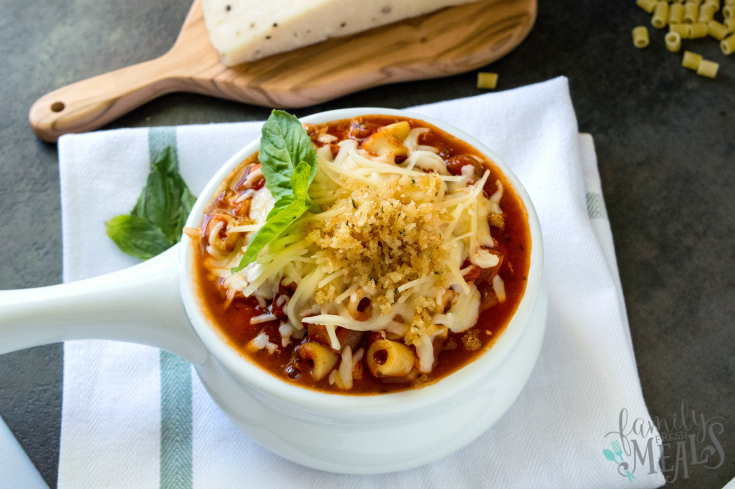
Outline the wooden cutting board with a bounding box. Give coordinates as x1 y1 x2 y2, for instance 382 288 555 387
29 0 537 142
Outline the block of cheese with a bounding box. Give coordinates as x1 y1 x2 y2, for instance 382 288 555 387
202 0 482 66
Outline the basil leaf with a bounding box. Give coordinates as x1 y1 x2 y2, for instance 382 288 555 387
105 214 173 260
110 146 197 260
232 111 322 273
290 161 312 201
266 195 295 220
131 147 194 243
176 185 198 234
232 198 308 272
259 110 317 201
132 162 171 237
132 148 167 223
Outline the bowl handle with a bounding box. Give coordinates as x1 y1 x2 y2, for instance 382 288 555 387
0 244 208 364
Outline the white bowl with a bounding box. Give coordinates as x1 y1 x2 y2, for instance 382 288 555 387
180 108 547 472
0 108 546 474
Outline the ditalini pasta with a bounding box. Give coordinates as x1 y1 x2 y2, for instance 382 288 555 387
670 22 691 36
477 72 499 89
666 31 683 50
688 21 709 36
634 0 731 75
638 0 658 13
708 19 730 37
721 32 735 53
670 2 686 22
684 1 700 22
633 26 651 47
699 3 717 21
653 1 670 27
194 115 531 393
682 49 704 68
696 58 720 76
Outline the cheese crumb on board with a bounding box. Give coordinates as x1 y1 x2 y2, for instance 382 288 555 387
202 0 483 66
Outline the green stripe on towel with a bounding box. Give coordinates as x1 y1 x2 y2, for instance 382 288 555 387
149 127 194 489
149 127 179 166
585 192 608 220
160 351 193 489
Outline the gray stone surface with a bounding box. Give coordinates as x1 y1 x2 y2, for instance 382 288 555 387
0 0 733 487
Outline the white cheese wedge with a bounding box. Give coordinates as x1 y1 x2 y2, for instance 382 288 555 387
202 0 482 66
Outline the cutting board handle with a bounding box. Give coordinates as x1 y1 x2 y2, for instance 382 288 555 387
29 53 183 143
28 0 537 143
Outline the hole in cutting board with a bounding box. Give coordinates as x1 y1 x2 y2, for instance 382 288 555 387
50 102 65 112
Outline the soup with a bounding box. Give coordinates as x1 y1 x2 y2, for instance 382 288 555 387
192 115 531 394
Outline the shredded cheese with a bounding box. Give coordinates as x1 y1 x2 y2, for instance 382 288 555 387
250 313 277 324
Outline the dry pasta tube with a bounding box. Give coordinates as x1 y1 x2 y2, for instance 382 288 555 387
682 50 703 69
670 23 691 37
653 2 670 27
726 18 735 32
670 2 686 22
708 20 730 38
477 72 499 89
696 59 719 78
704 0 720 8
724 5 734 17
632 26 651 47
688 22 709 37
699 3 717 21
684 1 700 22
666 31 683 50
722 33 735 53
726 0 735 5
638 0 658 13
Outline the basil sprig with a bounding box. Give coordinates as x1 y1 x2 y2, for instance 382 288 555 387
259 110 318 203
231 110 319 273
106 146 197 260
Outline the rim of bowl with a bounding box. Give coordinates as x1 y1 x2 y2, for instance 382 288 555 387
180 108 544 417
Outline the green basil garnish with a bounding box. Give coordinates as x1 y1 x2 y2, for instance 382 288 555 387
234 199 309 270
259 110 318 202
105 214 175 260
106 146 197 260
231 110 320 273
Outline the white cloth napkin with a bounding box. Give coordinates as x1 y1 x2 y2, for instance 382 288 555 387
0 416 49 489
57 77 666 489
